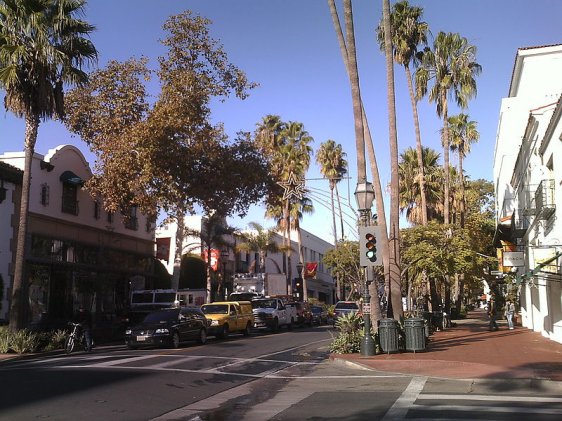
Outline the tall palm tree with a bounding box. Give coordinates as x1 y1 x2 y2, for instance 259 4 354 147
376 0 429 225
316 139 348 243
381 0 403 319
0 0 97 329
415 32 481 226
447 113 479 228
328 0 384 324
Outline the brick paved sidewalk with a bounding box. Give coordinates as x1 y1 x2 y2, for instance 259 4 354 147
331 309 562 381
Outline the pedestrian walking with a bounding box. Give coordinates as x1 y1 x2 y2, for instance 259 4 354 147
505 299 516 330
488 299 499 331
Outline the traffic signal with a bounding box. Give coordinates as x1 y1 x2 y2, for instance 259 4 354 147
359 225 382 267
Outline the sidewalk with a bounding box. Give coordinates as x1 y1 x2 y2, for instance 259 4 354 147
331 308 562 381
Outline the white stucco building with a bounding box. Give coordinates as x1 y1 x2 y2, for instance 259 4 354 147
493 44 562 344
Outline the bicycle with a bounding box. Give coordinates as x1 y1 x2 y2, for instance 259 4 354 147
65 322 93 354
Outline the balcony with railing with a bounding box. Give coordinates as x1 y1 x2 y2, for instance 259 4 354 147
534 179 556 220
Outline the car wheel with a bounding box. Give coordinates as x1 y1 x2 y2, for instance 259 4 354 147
219 324 229 339
197 328 207 344
243 322 251 336
171 332 180 348
287 318 294 330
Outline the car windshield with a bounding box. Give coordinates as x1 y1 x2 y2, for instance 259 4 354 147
142 309 179 323
252 300 276 309
311 307 323 313
201 305 228 314
335 302 358 310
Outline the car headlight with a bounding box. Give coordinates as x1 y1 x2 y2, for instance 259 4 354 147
155 328 169 334
211 320 219 326
125 329 132 335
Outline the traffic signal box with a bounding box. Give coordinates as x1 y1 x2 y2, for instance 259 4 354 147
359 225 383 267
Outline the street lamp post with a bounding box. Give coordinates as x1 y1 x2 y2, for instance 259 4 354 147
354 181 376 356
221 248 229 300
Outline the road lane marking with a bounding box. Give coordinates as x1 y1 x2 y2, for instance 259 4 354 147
412 403 562 415
382 376 427 420
419 394 562 403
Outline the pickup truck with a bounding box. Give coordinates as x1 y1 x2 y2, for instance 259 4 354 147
200 301 254 338
251 298 297 332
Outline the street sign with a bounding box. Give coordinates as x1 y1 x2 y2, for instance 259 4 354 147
490 270 504 276
503 251 524 267
362 303 371 314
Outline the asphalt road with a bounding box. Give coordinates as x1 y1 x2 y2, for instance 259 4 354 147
1 325 562 420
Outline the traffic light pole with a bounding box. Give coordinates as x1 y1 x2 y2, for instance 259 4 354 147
359 210 376 357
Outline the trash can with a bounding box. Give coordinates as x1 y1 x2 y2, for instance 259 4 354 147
378 318 399 353
404 317 426 352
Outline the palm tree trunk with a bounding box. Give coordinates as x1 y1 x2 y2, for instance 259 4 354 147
405 65 428 225
442 95 450 225
459 153 465 228
284 201 292 296
297 227 307 301
334 183 345 239
9 114 39 330
330 184 338 244
383 0 403 320
329 0 385 324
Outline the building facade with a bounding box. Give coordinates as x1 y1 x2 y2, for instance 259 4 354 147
156 218 336 304
0 145 156 327
0 162 23 322
493 44 562 344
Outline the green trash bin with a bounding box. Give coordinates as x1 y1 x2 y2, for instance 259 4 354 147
405 317 426 352
378 318 399 353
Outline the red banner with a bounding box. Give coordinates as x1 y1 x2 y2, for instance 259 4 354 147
203 249 220 271
304 262 318 279
156 237 171 262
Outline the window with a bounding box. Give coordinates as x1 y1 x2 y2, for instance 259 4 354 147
61 184 78 215
40 184 49 206
94 201 101 219
123 206 138 231
107 211 114 224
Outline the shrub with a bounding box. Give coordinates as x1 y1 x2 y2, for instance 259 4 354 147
10 329 41 354
329 312 366 354
44 329 67 352
0 326 11 353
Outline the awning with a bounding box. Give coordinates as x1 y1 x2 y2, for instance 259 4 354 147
59 170 84 186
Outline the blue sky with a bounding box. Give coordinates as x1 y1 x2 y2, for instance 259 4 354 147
1 0 561 243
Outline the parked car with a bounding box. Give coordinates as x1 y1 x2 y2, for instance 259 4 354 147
200 301 254 338
125 307 209 349
332 301 360 326
290 301 313 326
310 305 328 325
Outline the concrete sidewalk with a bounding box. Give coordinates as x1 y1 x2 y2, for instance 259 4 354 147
331 309 562 381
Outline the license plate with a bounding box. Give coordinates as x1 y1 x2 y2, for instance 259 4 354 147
136 335 147 341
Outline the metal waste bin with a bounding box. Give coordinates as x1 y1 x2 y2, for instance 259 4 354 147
404 317 426 352
378 318 399 353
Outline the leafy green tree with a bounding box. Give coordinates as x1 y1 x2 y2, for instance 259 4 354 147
377 0 430 226
0 0 97 330
415 32 481 225
323 240 363 300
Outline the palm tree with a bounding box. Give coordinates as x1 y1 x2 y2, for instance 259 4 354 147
381 0 403 319
328 0 384 324
398 147 442 225
236 222 286 274
0 0 97 329
376 0 429 225
447 113 479 228
415 32 481 226
316 140 348 242
289 196 314 301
